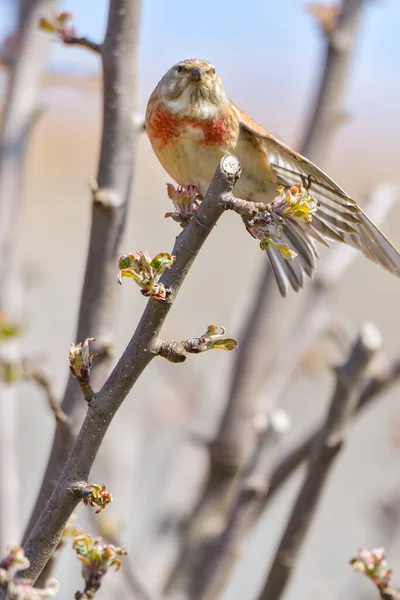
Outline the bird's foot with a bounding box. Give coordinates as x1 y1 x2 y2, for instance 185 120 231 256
165 183 202 228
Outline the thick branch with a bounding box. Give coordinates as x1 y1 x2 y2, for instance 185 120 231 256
0 0 54 551
20 156 241 583
23 0 142 542
257 323 382 600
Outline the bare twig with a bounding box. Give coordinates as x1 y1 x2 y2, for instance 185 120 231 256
62 36 101 54
263 352 400 507
22 360 68 424
0 0 54 551
302 0 369 165
257 323 382 600
18 156 242 584
23 0 143 543
168 412 290 600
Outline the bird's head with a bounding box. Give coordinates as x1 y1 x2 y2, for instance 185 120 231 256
155 59 229 118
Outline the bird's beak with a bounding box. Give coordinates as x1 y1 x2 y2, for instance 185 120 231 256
189 67 203 83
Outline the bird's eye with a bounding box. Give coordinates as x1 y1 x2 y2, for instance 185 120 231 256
176 65 183 73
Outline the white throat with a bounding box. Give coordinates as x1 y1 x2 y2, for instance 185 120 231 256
162 81 228 120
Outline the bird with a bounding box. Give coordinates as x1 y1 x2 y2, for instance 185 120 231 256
145 58 400 296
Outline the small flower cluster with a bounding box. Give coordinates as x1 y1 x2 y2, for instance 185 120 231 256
277 183 318 224
246 184 317 260
165 184 202 227
69 338 96 383
350 547 392 589
187 325 238 353
118 251 175 302
0 545 58 599
82 484 113 514
73 535 127 596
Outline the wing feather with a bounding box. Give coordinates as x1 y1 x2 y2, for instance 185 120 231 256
235 106 400 295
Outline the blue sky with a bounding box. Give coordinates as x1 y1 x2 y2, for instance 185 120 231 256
1 1 399 135
2 1 399 82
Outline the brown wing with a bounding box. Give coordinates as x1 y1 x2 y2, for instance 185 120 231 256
235 105 400 296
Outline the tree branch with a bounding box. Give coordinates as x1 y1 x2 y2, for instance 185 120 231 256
0 0 55 551
257 323 382 600
22 361 68 425
263 352 400 506
302 0 369 165
19 155 242 584
23 0 142 543
62 36 101 54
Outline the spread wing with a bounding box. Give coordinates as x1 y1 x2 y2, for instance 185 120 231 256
235 106 400 296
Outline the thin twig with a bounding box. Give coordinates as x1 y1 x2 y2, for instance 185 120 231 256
171 412 290 600
62 36 101 54
23 0 143 544
257 323 382 600
263 353 400 507
22 361 68 424
302 0 369 165
0 0 55 551
19 156 242 584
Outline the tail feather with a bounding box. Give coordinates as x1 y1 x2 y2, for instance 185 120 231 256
265 211 400 297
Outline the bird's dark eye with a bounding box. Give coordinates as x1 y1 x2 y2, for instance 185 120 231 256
177 65 183 73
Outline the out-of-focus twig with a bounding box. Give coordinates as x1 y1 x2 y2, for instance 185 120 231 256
39 12 102 53
262 351 400 508
0 0 55 552
257 323 382 600
61 35 101 54
302 0 368 165
22 360 68 425
169 411 290 600
23 0 143 544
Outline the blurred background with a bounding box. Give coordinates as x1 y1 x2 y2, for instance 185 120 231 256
1 1 400 599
